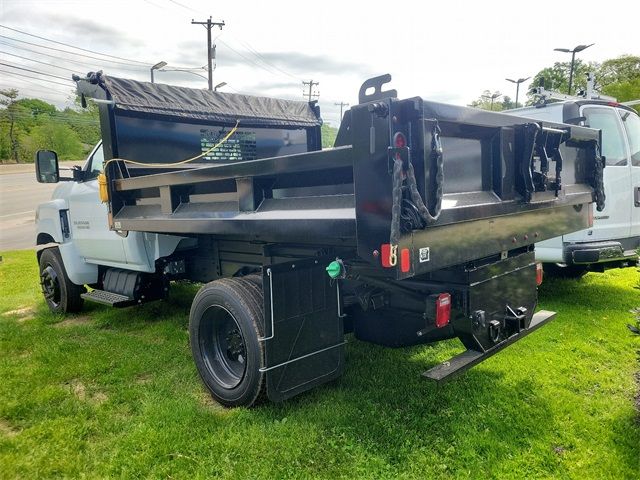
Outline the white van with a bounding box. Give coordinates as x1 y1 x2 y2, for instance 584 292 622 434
509 99 640 277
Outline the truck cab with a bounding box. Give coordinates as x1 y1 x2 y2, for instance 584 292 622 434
507 100 640 276
35 141 190 293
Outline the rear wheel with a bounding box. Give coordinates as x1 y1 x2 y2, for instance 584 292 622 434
39 248 84 313
544 263 589 279
189 278 265 407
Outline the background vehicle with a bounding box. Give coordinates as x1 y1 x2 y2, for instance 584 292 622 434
34 72 605 407
507 78 640 277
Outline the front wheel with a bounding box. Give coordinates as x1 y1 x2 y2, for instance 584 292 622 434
189 278 265 408
39 248 85 313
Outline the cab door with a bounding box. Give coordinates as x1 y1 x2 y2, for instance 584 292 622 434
618 108 640 240
67 143 127 264
565 105 632 242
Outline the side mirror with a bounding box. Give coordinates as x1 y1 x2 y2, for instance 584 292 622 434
35 150 59 183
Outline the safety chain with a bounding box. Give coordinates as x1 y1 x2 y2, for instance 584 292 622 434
592 142 606 212
388 121 444 267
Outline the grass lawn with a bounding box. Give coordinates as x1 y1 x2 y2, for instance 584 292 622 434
0 249 638 479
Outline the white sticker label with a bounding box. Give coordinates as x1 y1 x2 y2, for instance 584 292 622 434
114 221 122 229
419 247 430 262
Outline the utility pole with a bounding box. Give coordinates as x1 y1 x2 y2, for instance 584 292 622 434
334 101 349 121
191 17 225 91
302 80 319 101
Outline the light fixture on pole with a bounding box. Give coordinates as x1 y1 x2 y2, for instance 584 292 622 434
214 82 227 92
505 77 530 109
553 43 594 95
481 91 502 111
150 61 167 83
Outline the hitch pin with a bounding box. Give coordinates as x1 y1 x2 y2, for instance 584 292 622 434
389 244 398 267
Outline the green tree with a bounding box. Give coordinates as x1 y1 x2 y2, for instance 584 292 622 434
469 91 506 111
28 121 84 161
528 60 594 99
321 123 337 148
0 89 25 162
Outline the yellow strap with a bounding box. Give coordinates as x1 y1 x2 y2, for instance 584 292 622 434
98 120 239 204
102 120 240 170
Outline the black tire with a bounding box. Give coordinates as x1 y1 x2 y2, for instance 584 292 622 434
189 278 265 408
543 263 589 279
39 247 85 313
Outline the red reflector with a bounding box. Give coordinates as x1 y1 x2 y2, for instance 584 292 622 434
381 244 392 268
393 132 406 148
400 248 410 272
435 293 451 328
536 263 543 286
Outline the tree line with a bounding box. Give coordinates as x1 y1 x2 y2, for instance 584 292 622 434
0 89 100 163
470 54 640 111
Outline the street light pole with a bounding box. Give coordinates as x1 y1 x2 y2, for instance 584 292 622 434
553 44 594 95
150 61 167 83
505 77 530 108
481 91 502 111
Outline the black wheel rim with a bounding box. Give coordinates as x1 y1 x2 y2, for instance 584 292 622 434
200 306 247 389
41 264 61 308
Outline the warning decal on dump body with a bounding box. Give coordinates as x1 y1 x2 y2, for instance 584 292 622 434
419 247 430 262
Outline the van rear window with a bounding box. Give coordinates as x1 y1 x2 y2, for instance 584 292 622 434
583 107 627 166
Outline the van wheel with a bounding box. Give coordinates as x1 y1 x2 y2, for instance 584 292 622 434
189 278 265 407
39 248 85 313
544 263 589 279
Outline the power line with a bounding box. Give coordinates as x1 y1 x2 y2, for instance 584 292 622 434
0 24 150 66
0 62 72 82
226 33 301 81
302 80 319 101
165 0 200 13
0 69 74 88
0 35 149 69
334 101 349 121
191 17 225 91
0 50 78 74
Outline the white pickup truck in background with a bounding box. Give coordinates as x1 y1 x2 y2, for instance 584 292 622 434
509 92 640 277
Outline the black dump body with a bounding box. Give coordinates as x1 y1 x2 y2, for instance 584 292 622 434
76 73 605 401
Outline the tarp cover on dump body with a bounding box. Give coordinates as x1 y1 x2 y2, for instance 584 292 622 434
100 76 321 127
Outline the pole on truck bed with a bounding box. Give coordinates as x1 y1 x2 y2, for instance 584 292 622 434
191 17 225 91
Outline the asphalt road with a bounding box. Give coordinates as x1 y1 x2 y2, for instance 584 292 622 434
0 163 76 251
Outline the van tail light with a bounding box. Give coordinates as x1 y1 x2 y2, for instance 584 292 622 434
536 263 544 286
435 293 451 328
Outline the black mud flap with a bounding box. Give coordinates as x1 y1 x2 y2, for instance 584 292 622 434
260 258 345 402
422 309 556 382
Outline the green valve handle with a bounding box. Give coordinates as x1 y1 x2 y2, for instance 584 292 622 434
326 260 343 279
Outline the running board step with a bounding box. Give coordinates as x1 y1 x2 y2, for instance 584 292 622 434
422 309 557 383
81 289 137 307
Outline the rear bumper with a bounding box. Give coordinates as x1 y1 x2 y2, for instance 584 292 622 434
423 309 556 382
564 241 637 265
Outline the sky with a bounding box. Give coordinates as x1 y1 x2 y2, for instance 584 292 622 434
0 0 638 126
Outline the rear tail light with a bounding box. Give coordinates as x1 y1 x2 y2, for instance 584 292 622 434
536 263 544 286
435 293 451 328
381 244 392 268
400 248 410 273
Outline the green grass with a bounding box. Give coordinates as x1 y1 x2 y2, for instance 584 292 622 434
0 250 638 479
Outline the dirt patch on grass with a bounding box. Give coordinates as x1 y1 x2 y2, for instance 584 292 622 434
195 390 225 412
0 419 20 438
2 306 35 322
55 315 91 328
135 373 153 385
67 379 108 405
